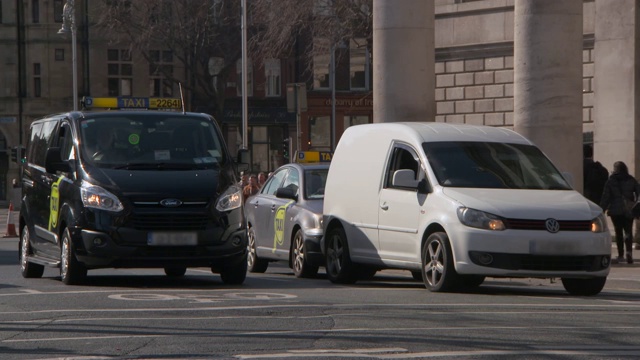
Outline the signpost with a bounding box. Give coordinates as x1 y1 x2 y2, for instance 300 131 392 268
286 83 307 156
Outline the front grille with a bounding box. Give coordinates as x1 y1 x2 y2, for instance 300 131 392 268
469 251 607 272
505 219 591 231
131 213 209 231
129 196 209 208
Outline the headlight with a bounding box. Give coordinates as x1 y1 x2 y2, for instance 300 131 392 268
457 207 505 231
216 186 242 212
591 213 608 233
80 181 123 212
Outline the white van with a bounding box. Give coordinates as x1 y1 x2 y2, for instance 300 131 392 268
322 122 611 295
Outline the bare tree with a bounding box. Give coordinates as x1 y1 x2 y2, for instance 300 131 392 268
92 0 242 116
249 0 372 80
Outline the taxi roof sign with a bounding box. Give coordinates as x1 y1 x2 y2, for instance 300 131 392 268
296 151 332 163
82 96 182 110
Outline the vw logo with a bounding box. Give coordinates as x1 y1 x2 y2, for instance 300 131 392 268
160 198 182 207
545 218 560 233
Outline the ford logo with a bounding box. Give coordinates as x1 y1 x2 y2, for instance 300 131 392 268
545 218 560 233
160 199 183 207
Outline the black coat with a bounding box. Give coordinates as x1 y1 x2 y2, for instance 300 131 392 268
600 173 640 217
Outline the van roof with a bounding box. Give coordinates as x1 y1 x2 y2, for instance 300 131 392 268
350 122 533 145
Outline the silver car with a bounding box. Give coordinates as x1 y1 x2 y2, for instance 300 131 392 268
244 163 328 277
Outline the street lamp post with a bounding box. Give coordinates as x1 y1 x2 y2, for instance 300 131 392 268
58 0 78 111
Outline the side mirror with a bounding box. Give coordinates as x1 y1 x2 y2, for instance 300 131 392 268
237 148 250 173
275 187 298 201
392 169 419 188
45 147 71 174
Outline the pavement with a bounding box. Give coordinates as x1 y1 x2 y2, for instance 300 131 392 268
0 207 637 268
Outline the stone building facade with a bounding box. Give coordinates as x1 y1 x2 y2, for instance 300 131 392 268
0 0 638 204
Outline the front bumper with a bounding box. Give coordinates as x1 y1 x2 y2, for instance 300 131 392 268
73 227 247 269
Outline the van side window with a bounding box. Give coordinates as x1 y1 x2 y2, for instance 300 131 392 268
26 123 43 165
385 146 420 189
29 120 57 167
58 123 75 161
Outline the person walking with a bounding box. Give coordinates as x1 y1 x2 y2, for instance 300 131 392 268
600 161 640 264
583 144 608 204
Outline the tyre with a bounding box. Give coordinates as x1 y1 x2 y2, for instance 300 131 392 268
422 232 458 292
325 226 357 284
219 255 248 285
60 228 87 285
247 227 268 273
164 266 187 277
20 225 44 278
291 229 318 278
561 277 607 296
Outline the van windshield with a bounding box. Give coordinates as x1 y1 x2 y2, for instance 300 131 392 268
423 141 572 190
79 114 226 169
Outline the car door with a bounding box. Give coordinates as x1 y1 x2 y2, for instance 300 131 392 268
271 167 300 259
24 119 61 258
246 168 288 258
378 144 425 262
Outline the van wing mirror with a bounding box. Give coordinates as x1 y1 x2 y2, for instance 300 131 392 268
45 147 71 174
237 148 250 173
392 169 419 188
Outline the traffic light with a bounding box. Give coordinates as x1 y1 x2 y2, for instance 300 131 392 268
282 138 290 161
10 147 17 163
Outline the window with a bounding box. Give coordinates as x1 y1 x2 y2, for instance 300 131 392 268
107 49 133 96
385 146 420 189
350 38 370 90
53 0 63 23
34 78 41 98
32 0 40 23
313 38 330 89
281 169 300 197
344 115 369 129
33 63 41 97
149 50 174 97
264 59 281 97
55 49 64 61
261 169 288 196
236 59 253 97
309 116 330 151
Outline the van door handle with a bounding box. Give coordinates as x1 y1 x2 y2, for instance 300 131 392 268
271 205 276 211
380 203 389 211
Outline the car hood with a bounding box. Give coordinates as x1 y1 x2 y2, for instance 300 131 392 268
84 167 227 198
441 188 602 220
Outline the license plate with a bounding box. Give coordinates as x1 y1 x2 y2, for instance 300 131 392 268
148 232 197 246
529 239 578 255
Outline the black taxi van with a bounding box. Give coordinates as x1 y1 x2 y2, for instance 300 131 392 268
18 97 248 285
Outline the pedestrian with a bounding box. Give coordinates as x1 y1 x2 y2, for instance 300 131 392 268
257 172 267 188
239 172 249 188
600 161 640 264
583 144 608 204
243 174 260 202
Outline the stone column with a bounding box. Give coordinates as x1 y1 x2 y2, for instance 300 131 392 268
594 0 639 178
373 0 434 123
514 0 584 191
